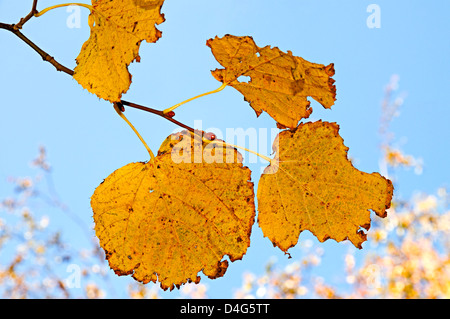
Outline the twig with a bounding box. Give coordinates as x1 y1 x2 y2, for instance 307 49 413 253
13 0 39 30
120 100 196 134
0 22 74 75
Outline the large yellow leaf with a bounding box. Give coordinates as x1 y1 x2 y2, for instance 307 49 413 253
91 131 255 290
207 35 336 129
257 121 393 252
74 0 165 102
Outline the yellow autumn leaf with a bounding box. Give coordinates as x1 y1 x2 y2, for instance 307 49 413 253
257 121 393 252
207 35 336 129
74 0 165 102
91 131 255 290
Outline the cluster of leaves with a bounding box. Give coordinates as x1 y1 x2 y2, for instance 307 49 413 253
1 148 446 299
1 0 393 291
72 0 393 290
0 68 446 298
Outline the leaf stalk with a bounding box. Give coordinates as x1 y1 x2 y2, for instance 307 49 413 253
114 103 156 161
163 83 227 114
209 139 273 164
34 3 93 18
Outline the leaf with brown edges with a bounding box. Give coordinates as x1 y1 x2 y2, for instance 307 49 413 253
257 121 393 252
74 0 166 102
207 35 336 129
91 131 255 290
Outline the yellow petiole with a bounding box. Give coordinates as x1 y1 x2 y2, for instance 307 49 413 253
205 137 273 164
34 3 93 18
114 103 156 162
163 83 227 114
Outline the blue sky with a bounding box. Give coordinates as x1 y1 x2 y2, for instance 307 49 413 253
0 0 449 298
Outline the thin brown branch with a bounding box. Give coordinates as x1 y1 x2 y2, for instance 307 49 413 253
0 22 74 75
13 0 39 30
1 17 195 134
120 101 196 134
